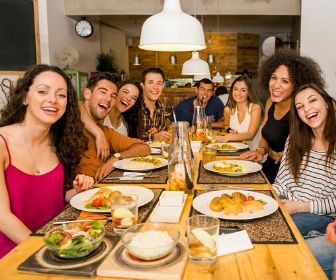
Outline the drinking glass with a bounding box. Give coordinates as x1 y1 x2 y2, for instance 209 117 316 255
161 143 170 159
202 146 217 164
111 194 138 234
187 215 219 264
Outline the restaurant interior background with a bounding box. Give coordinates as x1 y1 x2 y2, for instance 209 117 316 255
0 0 335 109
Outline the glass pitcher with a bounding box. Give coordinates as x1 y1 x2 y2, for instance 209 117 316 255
168 121 194 194
191 105 206 142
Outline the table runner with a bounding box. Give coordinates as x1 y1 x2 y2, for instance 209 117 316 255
190 190 297 244
100 167 168 184
197 161 267 184
33 188 164 240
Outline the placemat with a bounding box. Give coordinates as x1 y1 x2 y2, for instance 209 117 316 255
197 161 267 184
101 167 168 184
190 190 297 244
33 188 164 240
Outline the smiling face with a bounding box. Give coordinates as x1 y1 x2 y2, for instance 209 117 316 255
197 82 214 104
24 71 67 125
269 65 294 103
84 79 118 121
141 72 164 102
232 80 248 104
114 83 139 113
294 87 328 132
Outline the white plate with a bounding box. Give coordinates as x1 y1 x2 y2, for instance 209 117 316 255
204 160 262 176
147 141 169 148
207 142 249 152
192 190 278 220
113 157 168 171
70 185 154 213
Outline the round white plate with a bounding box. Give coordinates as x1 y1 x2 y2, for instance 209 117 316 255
113 157 168 171
147 141 169 148
192 190 278 220
207 142 249 152
70 185 154 213
204 160 262 176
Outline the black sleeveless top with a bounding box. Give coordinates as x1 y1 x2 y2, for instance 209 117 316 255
262 103 290 152
261 103 290 183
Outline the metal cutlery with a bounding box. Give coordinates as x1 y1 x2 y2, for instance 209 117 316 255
53 217 112 225
204 185 255 191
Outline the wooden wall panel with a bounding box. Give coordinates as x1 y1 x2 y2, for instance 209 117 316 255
128 33 259 80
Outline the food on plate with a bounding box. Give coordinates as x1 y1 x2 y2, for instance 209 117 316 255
132 156 161 165
123 156 162 170
209 191 265 215
84 187 132 210
44 221 105 258
213 143 237 150
213 161 243 173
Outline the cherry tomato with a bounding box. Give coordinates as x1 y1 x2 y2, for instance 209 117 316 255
92 197 103 207
247 195 255 201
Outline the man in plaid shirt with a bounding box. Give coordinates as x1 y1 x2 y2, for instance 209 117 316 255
140 68 170 142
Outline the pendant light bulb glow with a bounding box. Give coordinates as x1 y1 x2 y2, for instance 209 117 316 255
182 51 210 75
139 0 206 52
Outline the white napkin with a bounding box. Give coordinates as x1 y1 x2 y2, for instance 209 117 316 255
119 171 145 181
216 230 254 256
151 147 161 154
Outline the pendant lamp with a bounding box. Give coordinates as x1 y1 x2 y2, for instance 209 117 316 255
212 72 224 83
139 0 206 52
182 51 210 75
132 54 140 65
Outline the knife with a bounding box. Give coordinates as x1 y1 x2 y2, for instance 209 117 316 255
53 217 112 225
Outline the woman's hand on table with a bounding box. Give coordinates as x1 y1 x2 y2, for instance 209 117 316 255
73 174 94 193
326 221 336 244
280 199 309 214
215 135 230 143
270 150 283 164
239 150 263 163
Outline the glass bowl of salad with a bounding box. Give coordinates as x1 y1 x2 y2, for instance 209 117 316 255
44 220 105 259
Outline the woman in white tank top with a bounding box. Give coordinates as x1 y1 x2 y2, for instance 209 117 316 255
216 75 263 150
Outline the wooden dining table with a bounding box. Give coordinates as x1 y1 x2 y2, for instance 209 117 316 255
0 150 328 280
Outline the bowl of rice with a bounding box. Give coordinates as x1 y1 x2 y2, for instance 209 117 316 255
121 223 180 260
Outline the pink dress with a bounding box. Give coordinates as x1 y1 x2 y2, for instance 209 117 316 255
0 134 65 258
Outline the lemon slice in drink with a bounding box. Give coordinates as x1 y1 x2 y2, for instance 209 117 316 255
191 228 216 250
113 208 134 219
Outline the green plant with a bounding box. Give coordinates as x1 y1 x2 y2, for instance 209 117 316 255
96 51 118 73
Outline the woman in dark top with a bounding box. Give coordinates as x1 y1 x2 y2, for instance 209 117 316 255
240 49 325 183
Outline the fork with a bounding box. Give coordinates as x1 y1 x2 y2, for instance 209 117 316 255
106 171 154 180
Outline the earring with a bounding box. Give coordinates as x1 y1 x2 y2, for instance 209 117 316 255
23 101 27 106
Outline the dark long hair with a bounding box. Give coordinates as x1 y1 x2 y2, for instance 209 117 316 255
287 83 336 181
226 75 261 112
259 49 326 97
119 80 143 138
0 64 87 188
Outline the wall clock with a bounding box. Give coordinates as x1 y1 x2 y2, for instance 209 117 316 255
75 17 93 38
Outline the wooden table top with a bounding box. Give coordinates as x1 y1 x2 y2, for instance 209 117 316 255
0 152 327 280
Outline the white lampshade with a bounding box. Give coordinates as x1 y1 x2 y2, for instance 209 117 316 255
139 0 206 52
212 72 224 83
182 51 210 75
194 74 211 81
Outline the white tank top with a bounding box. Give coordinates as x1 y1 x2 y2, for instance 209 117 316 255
103 115 128 136
229 103 261 150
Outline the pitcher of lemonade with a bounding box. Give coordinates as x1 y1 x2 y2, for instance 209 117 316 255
168 121 194 194
191 106 206 142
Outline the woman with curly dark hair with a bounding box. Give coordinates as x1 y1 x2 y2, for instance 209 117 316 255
0 64 94 258
240 49 326 183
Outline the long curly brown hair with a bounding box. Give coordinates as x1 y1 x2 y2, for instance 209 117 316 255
0 64 87 188
287 83 336 181
259 49 326 96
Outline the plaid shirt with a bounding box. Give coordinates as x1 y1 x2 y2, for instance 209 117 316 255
141 100 166 141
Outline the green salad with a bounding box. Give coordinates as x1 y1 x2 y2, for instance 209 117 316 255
44 221 105 258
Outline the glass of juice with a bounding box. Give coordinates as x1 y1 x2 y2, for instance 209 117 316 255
202 146 217 164
111 194 138 235
187 215 219 264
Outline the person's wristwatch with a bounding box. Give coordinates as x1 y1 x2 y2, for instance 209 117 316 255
113 153 122 160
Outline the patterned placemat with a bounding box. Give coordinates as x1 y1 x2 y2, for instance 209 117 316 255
197 161 267 184
33 188 164 240
101 167 168 184
190 190 297 244
216 148 249 156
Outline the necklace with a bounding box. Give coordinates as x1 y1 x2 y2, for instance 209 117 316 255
24 141 42 176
